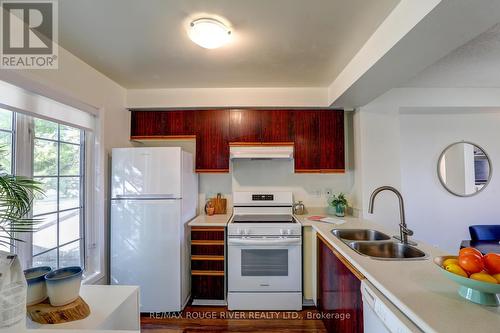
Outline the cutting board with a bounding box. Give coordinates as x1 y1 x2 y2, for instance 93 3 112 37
27 296 90 324
209 193 227 214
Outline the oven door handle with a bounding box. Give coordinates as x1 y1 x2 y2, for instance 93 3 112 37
228 238 301 246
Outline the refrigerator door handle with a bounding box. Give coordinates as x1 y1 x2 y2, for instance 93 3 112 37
114 194 180 200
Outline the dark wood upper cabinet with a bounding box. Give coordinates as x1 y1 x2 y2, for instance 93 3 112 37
229 109 262 143
195 110 230 172
130 111 165 137
294 110 321 172
130 110 195 138
320 110 345 172
317 234 364 333
294 110 345 173
130 109 344 173
261 110 295 143
162 110 196 136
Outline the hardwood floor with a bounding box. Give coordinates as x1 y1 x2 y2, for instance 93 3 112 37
141 306 327 332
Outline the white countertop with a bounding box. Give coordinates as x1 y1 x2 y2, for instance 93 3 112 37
296 208 500 333
21 285 140 333
188 213 232 227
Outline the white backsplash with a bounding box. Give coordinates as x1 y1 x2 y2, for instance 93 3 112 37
231 159 354 208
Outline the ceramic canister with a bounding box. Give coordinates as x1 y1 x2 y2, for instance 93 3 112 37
45 266 83 306
23 266 52 306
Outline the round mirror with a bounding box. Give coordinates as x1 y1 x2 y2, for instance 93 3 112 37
438 142 492 197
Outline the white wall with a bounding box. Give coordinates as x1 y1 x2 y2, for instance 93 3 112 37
0 45 130 284
127 87 329 109
356 88 500 252
399 110 500 252
232 159 353 208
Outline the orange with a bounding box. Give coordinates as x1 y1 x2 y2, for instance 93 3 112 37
470 272 498 284
459 247 483 259
458 254 484 274
483 253 500 275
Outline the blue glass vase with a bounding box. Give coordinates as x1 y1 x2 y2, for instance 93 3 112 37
335 204 346 217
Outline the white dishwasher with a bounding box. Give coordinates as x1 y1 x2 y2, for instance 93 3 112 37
361 280 423 333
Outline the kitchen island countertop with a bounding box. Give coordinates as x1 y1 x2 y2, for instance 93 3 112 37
296 208 500 333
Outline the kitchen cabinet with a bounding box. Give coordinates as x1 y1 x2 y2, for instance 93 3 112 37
130 110 195 139
229 109 262 143
294 110 344 173
130 109 344 173
194 110 230 172
317 234 364 333
261 110 295 143
320 110 345 172
191 227 225 302
130 111 163 138
294 110 321 172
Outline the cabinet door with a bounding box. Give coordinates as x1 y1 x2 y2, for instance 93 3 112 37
294 110 321 172
317 235 363 333
162 110 196 136
130 111 195 138
261 110 295 143
130 111 164 137
320 110 345 172
195 110 230 172
229 109 262 143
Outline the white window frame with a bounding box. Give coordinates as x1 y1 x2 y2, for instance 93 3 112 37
0 80 103 284
12 114 102 283
30 118 86 269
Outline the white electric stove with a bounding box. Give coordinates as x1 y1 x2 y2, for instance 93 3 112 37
227 191 302 311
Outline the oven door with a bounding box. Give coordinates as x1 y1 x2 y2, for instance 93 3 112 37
228 236 302 292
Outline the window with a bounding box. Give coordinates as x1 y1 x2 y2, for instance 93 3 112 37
31 118 85 269
0 81 100 282
0 109 14 247
0 109 14 174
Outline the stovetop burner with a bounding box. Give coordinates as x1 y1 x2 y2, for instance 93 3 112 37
232 214 296 223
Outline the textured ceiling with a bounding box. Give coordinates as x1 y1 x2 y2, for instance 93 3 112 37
403 23 500 88
58 0 400 88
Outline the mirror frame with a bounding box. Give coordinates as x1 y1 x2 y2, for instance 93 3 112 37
437 141 493 197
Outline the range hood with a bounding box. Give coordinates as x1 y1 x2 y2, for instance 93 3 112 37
230 145 294 160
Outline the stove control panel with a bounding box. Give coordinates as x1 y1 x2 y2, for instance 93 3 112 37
252 194 274 201
235 228 251 236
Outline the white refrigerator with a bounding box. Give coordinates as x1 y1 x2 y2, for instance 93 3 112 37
110 147 198 312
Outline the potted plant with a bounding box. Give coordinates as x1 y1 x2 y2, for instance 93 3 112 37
0 151 43 328
329 193 348 217
0 174 43 248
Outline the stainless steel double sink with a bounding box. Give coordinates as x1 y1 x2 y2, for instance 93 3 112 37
331 229 427 260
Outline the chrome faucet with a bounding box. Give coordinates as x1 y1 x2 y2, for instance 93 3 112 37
368 186 416 245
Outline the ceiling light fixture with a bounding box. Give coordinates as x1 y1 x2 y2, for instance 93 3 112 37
188 18 232 49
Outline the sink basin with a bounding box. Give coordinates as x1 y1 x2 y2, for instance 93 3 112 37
331 229 391 241
347 241 427 260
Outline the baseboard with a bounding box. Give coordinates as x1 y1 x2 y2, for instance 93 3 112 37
192 299 227 306
302 298 315 307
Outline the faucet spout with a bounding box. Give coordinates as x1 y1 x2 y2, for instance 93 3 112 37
368 186 414 245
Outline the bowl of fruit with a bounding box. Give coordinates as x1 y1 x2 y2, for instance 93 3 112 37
434 248 500 306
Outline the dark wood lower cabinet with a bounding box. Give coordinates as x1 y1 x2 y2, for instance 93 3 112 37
191 227 226 302
317 234 364 333
191 275 225 300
